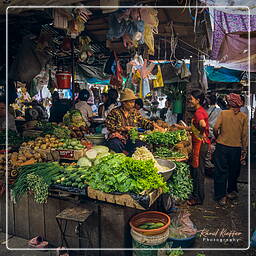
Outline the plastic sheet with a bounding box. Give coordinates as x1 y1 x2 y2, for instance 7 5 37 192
107 14 144 40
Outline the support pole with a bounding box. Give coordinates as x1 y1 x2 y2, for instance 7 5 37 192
71 38 75 107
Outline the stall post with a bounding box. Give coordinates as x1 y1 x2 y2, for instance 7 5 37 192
71 38 75 106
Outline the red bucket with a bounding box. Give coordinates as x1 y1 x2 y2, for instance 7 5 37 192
56 72 71 89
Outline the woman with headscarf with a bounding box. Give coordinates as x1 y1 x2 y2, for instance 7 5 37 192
213 93 248 206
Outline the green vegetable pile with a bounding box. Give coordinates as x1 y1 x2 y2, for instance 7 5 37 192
167 162 193 201
37 121 56 134
85 153 168 194
37 122 71 139
128 128 139 144
155 147 186 159
143 130 188 146
167 249 184 256
57 138 85 150
0 130 23 146
52 126 71 139
11 162 63 203
138 222 164 230
53 165 89 190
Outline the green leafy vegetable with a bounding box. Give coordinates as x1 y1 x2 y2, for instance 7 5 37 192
155 147 186 159
128 128 139 144
84 153 168 194
143 130 188 146
167 162 193 200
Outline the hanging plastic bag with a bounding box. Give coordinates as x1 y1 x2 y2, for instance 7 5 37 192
179 61 191 79
153 65 164 88
142 78 150 98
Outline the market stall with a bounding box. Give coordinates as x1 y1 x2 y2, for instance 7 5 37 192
0 121 193 254
2 1 252 255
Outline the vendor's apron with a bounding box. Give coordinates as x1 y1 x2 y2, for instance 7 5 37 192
191 122 209 168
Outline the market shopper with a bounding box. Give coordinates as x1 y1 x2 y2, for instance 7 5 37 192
105 88 164 156
135 98 149 118
75 89 93 127
49 92 71 123
175 89 210 206
160 99 177 125
240 95 249 116
213 93 248 206
98 92 108 117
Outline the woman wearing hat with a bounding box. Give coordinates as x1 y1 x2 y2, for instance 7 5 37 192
213 93 248 206
105 88 164 155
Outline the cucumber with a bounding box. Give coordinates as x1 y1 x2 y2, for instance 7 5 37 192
138 224 149 229
148 223 164 229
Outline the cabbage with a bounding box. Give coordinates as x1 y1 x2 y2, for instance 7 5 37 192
85 149 98 160
92 145 109 154
77 157 92 167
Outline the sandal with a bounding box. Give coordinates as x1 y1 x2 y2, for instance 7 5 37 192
28 236 48 248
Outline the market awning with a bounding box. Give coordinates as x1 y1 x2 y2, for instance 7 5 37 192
205 66 244 82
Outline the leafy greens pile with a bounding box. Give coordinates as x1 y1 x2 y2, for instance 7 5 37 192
155 147 186 159
143 130 188 146
167 162 193 201
85 153 168 194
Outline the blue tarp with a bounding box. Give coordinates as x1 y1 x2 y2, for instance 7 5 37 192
205 66 243 82
86 77 110 84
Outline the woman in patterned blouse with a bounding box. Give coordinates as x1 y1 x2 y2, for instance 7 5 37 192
105 88 164 155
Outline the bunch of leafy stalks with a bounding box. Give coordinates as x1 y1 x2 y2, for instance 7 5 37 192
11 162 63 203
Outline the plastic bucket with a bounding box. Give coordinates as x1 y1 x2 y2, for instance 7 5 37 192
56 72 71 89
131 228 169 256
168 234 196 248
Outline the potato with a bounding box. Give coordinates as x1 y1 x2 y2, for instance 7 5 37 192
40 144 47 150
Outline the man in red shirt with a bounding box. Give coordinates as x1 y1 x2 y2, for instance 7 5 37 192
175 89 210 206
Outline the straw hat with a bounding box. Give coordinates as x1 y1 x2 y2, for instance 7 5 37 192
120 88 137 102
100 0 119 14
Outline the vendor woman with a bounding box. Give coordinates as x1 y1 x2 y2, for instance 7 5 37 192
175 89 210 206
105 88 164 155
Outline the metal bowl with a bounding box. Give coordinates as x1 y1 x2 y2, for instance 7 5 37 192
92 117 106 124
84 134 105 145
156 158 176 181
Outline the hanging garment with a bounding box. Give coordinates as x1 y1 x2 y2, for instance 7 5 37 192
217 33 256 72
211 9 256 60
153 65 164 88
142 78 150 98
